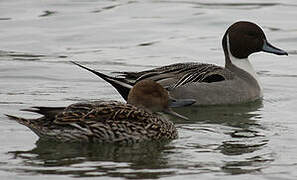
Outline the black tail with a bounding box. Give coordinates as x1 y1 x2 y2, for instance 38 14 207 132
71 61 133 101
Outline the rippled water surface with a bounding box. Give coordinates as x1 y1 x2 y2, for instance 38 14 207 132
1 0 297 179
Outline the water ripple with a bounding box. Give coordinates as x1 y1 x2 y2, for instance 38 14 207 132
39 10 57 17
0 50 67 61
157 1 280 9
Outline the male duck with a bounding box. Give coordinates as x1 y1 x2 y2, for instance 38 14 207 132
6 80 195 143
72 21 288 105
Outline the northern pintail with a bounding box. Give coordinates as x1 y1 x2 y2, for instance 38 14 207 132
6 80 195 143
72 21 288 105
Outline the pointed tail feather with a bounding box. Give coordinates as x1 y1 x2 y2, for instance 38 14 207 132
71 61 133 101
5 114 44 137
5 114 30 125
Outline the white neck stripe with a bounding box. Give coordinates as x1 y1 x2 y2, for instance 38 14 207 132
226 34 262 92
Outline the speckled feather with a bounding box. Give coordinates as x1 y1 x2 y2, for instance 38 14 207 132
7 101 177 143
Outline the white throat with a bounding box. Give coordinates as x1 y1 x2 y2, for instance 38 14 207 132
226 34 263 93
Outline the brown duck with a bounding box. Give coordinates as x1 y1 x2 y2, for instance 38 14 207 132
6 80 195 143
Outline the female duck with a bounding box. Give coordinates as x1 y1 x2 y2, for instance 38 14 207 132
6 80 195 143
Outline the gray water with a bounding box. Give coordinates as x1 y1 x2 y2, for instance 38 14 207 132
0 0 297 179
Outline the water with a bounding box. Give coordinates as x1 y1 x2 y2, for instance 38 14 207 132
0 0 297 179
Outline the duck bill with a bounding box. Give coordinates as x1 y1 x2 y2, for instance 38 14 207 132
163 97 195 120
168 97 196 108
163 108 189 120
262 40 288 56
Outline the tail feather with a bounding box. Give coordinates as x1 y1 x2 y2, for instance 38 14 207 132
5 114 30 125
71 61 133 101
5 114 44 137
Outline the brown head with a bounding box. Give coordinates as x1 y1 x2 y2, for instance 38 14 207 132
127 80 195 119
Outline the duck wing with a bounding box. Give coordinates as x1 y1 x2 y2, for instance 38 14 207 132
51 101 158 127
19 101 125 125
117 62 234 89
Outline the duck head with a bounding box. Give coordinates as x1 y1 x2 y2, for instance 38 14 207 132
127 80 195 120
222 21 288 62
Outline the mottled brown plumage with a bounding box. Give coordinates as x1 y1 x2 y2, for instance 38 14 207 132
7 101 177 143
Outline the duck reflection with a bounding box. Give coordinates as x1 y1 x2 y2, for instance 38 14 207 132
172 100 273 175
9 140 174 178
172 100 263 127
